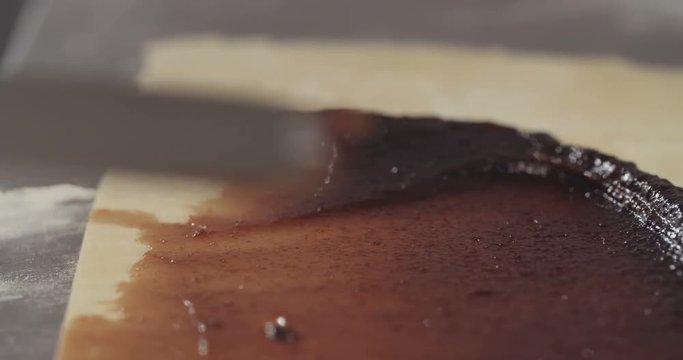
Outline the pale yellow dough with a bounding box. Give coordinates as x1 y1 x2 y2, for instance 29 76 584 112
58 36 683 359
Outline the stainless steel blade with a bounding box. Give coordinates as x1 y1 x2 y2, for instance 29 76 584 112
0 80 326 180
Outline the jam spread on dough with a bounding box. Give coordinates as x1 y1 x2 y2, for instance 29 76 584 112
60 111 683 360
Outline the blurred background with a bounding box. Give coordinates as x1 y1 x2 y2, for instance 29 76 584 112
2 0 683 77
0 1 682 359
0 0 22 58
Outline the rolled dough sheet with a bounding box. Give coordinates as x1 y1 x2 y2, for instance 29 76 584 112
58 37 683 358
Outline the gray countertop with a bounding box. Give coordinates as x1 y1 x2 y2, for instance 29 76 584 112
0 160 100 360
1 1 682 359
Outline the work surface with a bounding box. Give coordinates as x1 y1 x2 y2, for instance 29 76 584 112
2 1 683 359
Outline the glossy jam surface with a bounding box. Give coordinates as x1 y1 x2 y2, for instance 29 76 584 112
61 176 683 360
60 111 683 359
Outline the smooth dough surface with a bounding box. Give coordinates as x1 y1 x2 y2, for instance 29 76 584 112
58 36 683 358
